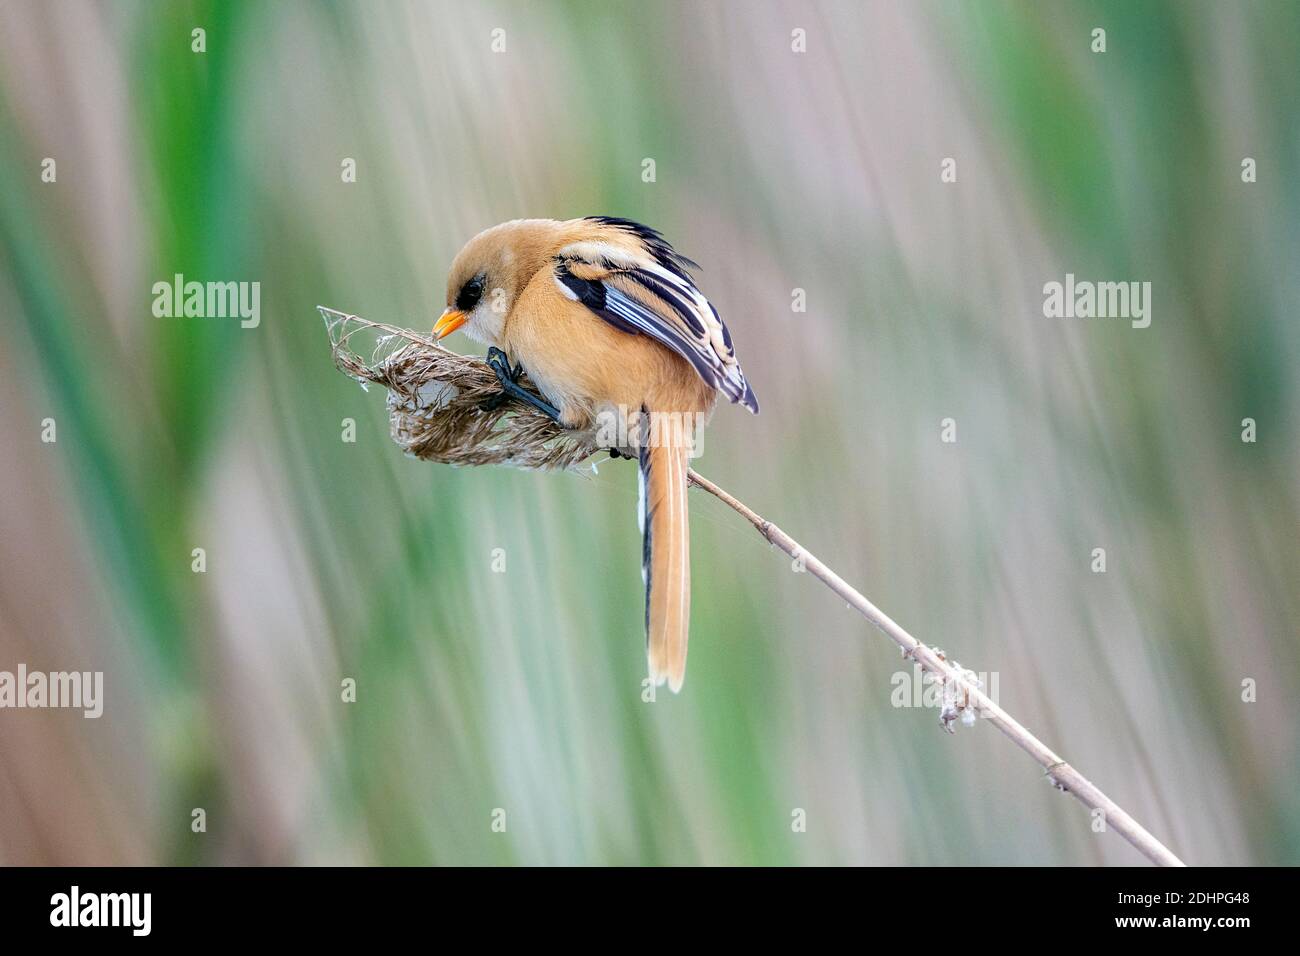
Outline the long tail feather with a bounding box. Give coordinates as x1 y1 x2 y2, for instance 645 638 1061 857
639 435 691 692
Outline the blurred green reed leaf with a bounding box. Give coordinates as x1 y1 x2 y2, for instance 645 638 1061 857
0 98 191 681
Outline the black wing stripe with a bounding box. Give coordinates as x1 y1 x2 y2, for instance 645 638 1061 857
604 290 723 386
585 216 701 279
556 261 641 336
603 291 662 337
625 269 707 337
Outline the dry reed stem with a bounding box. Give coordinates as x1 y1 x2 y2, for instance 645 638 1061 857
686 469 1187 867
320 305 1186 867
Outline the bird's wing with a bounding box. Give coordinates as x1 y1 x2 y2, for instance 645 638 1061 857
552 218 758 413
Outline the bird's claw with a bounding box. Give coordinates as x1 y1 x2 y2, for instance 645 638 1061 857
481 347 518 410
486 347 522 384
479 348 563 423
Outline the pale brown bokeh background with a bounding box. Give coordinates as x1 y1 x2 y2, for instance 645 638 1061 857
0 0 1296 864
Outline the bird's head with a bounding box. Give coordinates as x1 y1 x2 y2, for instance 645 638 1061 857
433 219 560 345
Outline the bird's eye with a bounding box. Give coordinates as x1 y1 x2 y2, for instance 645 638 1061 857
456 275 485 312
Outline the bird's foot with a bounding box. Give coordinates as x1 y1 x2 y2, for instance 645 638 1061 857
481 347 563 422
479 348 511 411
486 346 522 385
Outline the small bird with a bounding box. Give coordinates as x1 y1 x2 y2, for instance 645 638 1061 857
434 217 757 692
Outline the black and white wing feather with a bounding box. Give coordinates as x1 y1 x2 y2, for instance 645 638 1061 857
553 217 758 413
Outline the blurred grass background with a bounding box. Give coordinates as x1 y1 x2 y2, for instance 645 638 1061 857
0 0 1296 865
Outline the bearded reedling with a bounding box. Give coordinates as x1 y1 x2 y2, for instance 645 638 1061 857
434 217 758 691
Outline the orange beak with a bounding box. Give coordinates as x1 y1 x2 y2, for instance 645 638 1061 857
433 308 467 340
